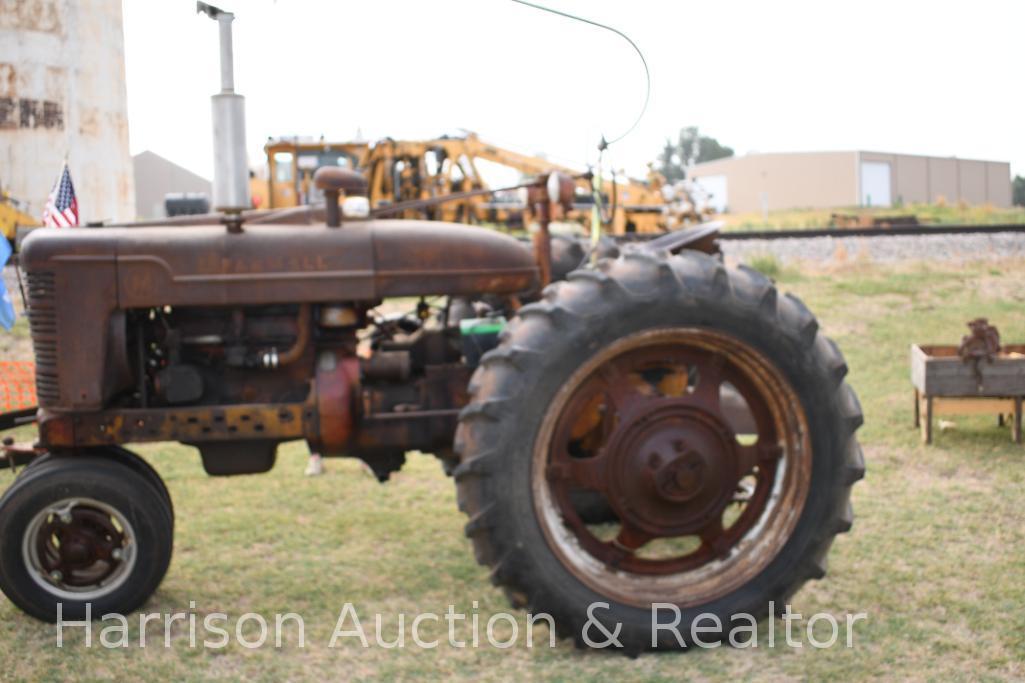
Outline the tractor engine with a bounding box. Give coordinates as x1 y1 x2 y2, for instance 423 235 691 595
124 299 471 478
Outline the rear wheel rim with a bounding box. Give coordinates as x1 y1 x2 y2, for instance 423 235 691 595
532 327 812 608
21 497 137 601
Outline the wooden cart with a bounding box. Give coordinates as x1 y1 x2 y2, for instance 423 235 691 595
910 344 1025 444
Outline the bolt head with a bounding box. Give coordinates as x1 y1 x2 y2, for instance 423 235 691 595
59 512 72 524
111 548 123 561
50 570 63 582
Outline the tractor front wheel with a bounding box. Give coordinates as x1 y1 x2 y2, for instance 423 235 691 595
0 455 173 621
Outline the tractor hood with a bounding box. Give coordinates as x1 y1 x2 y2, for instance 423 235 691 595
20 219 539 308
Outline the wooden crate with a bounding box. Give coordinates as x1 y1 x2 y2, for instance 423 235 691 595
910 344 1025 444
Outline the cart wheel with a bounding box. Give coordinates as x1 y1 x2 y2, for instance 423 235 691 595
0 455 173 621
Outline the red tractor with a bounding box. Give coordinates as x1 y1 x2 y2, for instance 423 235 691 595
0 169 862 651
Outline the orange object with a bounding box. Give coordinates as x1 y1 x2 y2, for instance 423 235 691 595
0 361 37 412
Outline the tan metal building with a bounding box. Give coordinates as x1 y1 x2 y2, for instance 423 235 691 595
688 151 1012 214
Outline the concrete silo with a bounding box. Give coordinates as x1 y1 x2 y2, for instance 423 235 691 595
0 0 135 223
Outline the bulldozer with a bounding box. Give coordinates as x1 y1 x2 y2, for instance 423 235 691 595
252 137 368 209
0 184 39 243
253 132 711 234
0 165 863 650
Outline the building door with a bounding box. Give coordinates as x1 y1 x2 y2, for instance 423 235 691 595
860 161 891 207
692 175 728 213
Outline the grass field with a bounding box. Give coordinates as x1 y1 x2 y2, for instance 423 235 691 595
1 258 1024 681
721 202 1025 231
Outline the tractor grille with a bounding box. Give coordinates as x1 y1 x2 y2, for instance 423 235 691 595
26 271 59 405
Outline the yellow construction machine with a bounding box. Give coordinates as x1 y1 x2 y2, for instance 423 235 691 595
0 186 38 242
253 133 712 234
250 138 368 210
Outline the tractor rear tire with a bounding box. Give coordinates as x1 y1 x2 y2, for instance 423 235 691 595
454 248 864 653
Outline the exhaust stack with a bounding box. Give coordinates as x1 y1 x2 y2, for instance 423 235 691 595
198 2 250 212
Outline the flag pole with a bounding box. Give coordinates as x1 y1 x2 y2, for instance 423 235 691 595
13 261 27 312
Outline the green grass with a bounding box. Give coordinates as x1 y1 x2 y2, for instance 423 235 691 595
0 281 31 362
1 259 1025 680
723 202 1025 231
745 253 782 280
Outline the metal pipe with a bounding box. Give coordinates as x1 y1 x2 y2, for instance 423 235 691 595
360 351 411 382
364 409 462 421
368 176 586 218
199 2 251 213
0 407 37 432
533 198 552 286
323 190 341 227
275 304 311 366
217 12 234 92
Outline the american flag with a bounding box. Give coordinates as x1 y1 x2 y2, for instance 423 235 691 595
42 163 79 228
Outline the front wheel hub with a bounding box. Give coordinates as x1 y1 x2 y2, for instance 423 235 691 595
22 497 137 600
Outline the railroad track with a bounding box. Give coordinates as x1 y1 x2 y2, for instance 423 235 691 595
716 223 1025 241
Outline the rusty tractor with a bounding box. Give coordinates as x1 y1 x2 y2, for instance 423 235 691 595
0 167 863 652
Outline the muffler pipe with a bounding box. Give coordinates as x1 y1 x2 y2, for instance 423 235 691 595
199 2 251 214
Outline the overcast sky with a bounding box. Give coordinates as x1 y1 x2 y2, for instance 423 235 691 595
123 0 1024 183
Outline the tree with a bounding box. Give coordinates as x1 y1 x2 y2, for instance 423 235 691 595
656 127 734 182
1013 175 1025 207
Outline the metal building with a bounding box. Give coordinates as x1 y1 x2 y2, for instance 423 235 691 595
0 0 135 222
132 151 212 219
689 151 1012 214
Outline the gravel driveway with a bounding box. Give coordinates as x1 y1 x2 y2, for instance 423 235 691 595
720 230 1025 267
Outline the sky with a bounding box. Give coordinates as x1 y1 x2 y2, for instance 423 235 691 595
123 0 1025 183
